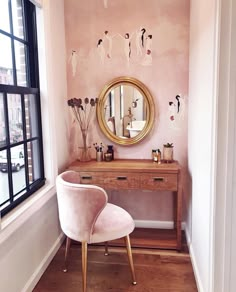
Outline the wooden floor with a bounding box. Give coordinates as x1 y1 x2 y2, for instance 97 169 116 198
105 228 189 251
33 229 197 292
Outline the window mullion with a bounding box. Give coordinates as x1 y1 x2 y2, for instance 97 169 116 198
24 0 35 87
22 0 31 86
0 29 28 45
3 92 14 203
21 94 27 141
8 0 14 35
10 40 17 86
3 92 10 146
36 93 44 179
8 0 17 86
21 93 30 188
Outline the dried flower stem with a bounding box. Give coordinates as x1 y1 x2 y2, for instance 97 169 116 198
67 97 98 138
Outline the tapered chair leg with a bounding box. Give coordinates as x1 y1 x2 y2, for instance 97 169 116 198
124 235 137 285
104 241 109 256
81 241 88 292
63 237 72 272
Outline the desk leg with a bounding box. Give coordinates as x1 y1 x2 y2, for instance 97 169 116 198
176 171 183 251
176 220 182 252
173 191 177 229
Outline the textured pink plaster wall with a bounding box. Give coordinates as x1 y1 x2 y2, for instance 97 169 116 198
64 0 189 221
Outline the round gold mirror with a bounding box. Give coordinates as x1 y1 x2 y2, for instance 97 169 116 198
97 77 155 145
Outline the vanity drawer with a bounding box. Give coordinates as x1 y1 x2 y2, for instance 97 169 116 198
80 172 104 186
80 172 139 190
140 173 178 191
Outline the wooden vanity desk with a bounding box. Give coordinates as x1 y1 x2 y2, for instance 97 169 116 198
68 159 182 251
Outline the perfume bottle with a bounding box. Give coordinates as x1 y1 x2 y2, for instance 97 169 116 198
107 145 114 160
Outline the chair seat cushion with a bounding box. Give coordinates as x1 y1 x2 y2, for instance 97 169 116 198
89 203 135 243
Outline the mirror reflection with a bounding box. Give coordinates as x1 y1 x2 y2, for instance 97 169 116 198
104 84 147 138
97 77 155 146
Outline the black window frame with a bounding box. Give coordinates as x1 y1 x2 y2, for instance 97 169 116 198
0 0 45 217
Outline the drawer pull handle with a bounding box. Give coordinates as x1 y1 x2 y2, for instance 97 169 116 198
81 176 92 180
153 177 164 182
116 176 127 180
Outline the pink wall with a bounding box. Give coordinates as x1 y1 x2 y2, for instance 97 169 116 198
64 0 189 221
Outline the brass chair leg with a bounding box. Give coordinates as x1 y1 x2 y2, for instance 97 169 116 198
124 235 137 285
63 237 72 272
104 241 109 256
82 241 88 292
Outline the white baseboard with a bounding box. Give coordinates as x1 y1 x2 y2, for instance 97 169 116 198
185 224 192 247
185 226 204 292
134 219 185 230
22 232 65 292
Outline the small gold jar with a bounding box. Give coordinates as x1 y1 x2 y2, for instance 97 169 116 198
104 153 112 162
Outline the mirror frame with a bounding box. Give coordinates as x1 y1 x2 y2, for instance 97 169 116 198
97 76 155 145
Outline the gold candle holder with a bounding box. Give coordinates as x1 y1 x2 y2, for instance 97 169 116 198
104 153 112 162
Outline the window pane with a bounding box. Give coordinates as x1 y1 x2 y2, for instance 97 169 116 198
12 0 25 39
25 94 39 139
0 93 7 147
0 150 10 208
11 145 26 195
27 140 41 184
0 1 44 217
0 0 10 33
15 41 27 86
7 94 23 144
0 34 14 85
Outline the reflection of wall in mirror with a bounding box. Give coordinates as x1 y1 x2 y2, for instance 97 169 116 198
107 116 116 135
122 87 146 137
104 84 147 138
132 90 145 121
104 90 115 119
122 85 133 120
113 87 122 136
105 87 122 137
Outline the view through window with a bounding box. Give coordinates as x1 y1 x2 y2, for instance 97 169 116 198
0 0 45 217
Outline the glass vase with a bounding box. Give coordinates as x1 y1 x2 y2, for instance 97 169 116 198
78 129 91 162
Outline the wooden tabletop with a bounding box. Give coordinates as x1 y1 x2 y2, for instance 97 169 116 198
68 159 181 174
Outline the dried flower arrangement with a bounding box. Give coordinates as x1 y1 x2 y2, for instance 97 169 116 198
67 97 98 161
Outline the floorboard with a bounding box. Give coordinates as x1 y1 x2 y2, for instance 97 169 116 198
33 228 197 292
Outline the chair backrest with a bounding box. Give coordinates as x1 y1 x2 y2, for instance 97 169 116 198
56 171 108 242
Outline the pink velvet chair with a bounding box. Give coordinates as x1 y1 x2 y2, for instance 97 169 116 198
56 170 137 292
